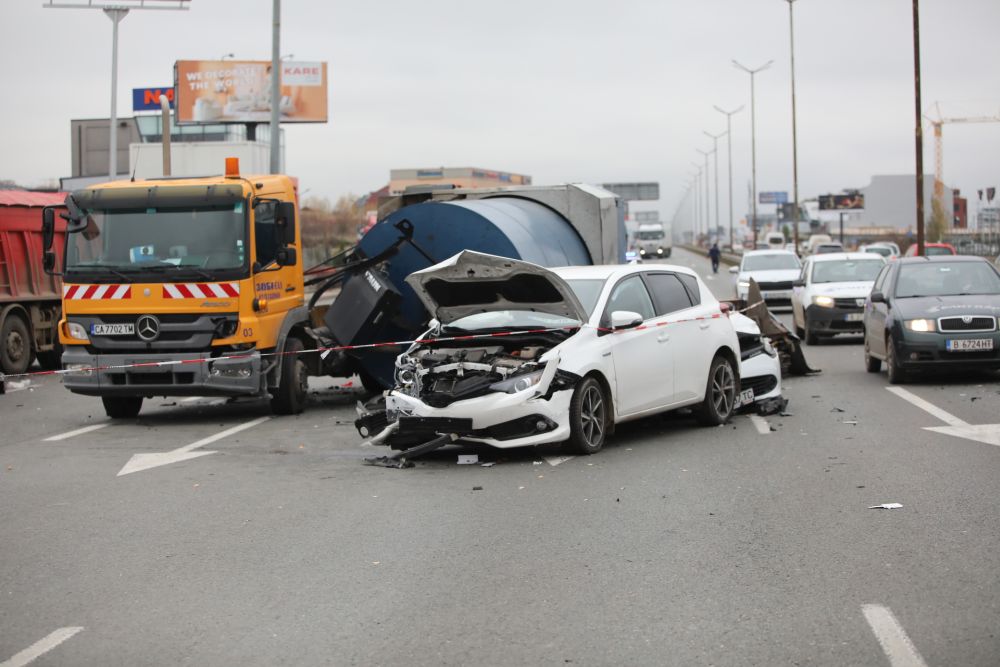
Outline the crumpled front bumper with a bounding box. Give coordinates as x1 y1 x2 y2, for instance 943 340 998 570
384 387 574 449
60 347 263 397
738 348 783 411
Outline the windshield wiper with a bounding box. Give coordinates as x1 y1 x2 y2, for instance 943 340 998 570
68 265 133 283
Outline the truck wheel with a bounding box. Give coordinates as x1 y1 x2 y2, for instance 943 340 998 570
1 313 33 375
695 354 737 426
270 337 308 415
567 376 608 455
102 396 143 419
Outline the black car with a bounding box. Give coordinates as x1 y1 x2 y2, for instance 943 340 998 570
862 255 1000 383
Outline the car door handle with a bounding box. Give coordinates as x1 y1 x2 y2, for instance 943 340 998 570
657 334 669 342
698 322 710 330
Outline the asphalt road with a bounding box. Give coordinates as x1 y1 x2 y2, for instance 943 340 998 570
1 247 998 666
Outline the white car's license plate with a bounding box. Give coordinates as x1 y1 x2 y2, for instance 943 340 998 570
946 338 993 352
763 291 791 300
845 313 864 322
735 388 755 408
91 323 134 336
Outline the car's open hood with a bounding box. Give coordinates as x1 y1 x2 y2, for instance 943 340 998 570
405 250 590 324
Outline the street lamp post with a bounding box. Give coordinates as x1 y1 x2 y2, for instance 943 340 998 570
270 0 282 173
690 165 703 240
704 130 727 246
715 105 744 251
45 1 190 180
696 148 713 240
733 59 773 248
912 0 925 255
784 0 802 255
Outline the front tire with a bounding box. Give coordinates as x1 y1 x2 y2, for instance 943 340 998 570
696 355 737 426
804 315 819 345
886 335 907 385
864 337 881 373
567 377 608 455
270 337 308 415
102 396 143 419
1 313 33 375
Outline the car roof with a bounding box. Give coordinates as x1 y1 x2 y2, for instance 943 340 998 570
553 263 698 281
809 251 883 262
896 254 985 264
741 249 797 257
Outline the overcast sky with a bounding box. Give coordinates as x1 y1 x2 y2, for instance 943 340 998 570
2 0 998 232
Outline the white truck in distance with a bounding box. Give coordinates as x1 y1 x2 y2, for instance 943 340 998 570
635 223 671 259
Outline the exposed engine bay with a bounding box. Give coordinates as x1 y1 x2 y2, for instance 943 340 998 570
392 332 569 408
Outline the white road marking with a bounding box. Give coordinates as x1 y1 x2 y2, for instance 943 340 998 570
117 416 271 476
885 387 969 427
0 626 83 667
43 423 109 442
544 456 575 466
749 415 771 435
861 604 928 667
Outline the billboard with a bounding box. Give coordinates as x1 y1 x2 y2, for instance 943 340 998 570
600 182 660 201
759 191 788 204
174 60 328 124
132 86 174 111
818 194 864 210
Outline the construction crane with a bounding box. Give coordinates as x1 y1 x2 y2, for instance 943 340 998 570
927 102 1000 209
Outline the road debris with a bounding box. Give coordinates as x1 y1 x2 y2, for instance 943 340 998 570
869 503 903 510
831 407 845 413
458 454 479 465
843 421 858 425
472 486 483 491
480 462 496 468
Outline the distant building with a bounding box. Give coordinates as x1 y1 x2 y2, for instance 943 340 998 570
859 174 954 232
389 167 531 195
953 189 968 228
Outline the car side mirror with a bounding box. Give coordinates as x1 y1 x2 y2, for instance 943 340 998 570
870 291 886 304
275 201 296 246
792 278 805 288
275 246 297 267
42 207 55 251
728 266 739 274
610 310 643 331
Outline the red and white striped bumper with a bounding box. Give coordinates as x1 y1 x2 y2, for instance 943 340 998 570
162 283 240 299
63 284 132 300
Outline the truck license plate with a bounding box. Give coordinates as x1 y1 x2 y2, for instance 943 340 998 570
735 388 755 408
845 313 864 322
946 338 993 352
91 323 134 336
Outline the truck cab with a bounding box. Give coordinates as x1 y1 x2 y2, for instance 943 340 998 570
42 160 311 418
635 223 670 259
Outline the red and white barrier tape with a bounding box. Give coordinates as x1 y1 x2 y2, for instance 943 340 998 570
1 306 764 382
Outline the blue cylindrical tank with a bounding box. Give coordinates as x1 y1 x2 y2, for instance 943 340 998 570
349 196 592 387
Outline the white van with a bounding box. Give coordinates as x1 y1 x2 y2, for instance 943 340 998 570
805 234 833 254
635 223 671 258
765 232 786 250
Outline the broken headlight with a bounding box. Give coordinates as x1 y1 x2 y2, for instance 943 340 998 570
489 370 544 394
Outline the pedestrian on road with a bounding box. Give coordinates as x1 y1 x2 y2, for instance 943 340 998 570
708 242 721 274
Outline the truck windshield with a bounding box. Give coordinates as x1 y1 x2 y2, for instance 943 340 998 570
65 204 246 278
636 231 664 240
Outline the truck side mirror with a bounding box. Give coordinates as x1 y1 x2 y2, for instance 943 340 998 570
275 201 296 246
275 246 297 267
42 207 55 251
43 251 57 273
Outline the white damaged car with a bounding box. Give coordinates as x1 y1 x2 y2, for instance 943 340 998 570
357 251 755 458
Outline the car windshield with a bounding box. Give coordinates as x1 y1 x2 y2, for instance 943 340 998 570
742 254 800 271
564 278 606 316
895 261 1000 297
811 259 884 283
864 246 892 257
636 230 664 240
444 310 581 331
65 204 247 274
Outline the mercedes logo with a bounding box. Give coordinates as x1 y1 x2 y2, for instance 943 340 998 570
136 314 161 342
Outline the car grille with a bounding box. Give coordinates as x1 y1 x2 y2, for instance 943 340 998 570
834 297 866 309
76 313 239 351
757 281 793 291
938 316 996 332
741 374 778 396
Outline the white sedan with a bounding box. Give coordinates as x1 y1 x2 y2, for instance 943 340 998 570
358 251 744 455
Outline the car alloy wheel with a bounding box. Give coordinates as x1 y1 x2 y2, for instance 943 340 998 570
886 335 907 385
568 377 607 454
697 355 736 425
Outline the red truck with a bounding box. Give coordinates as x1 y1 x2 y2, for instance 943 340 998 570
0 191 67 375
